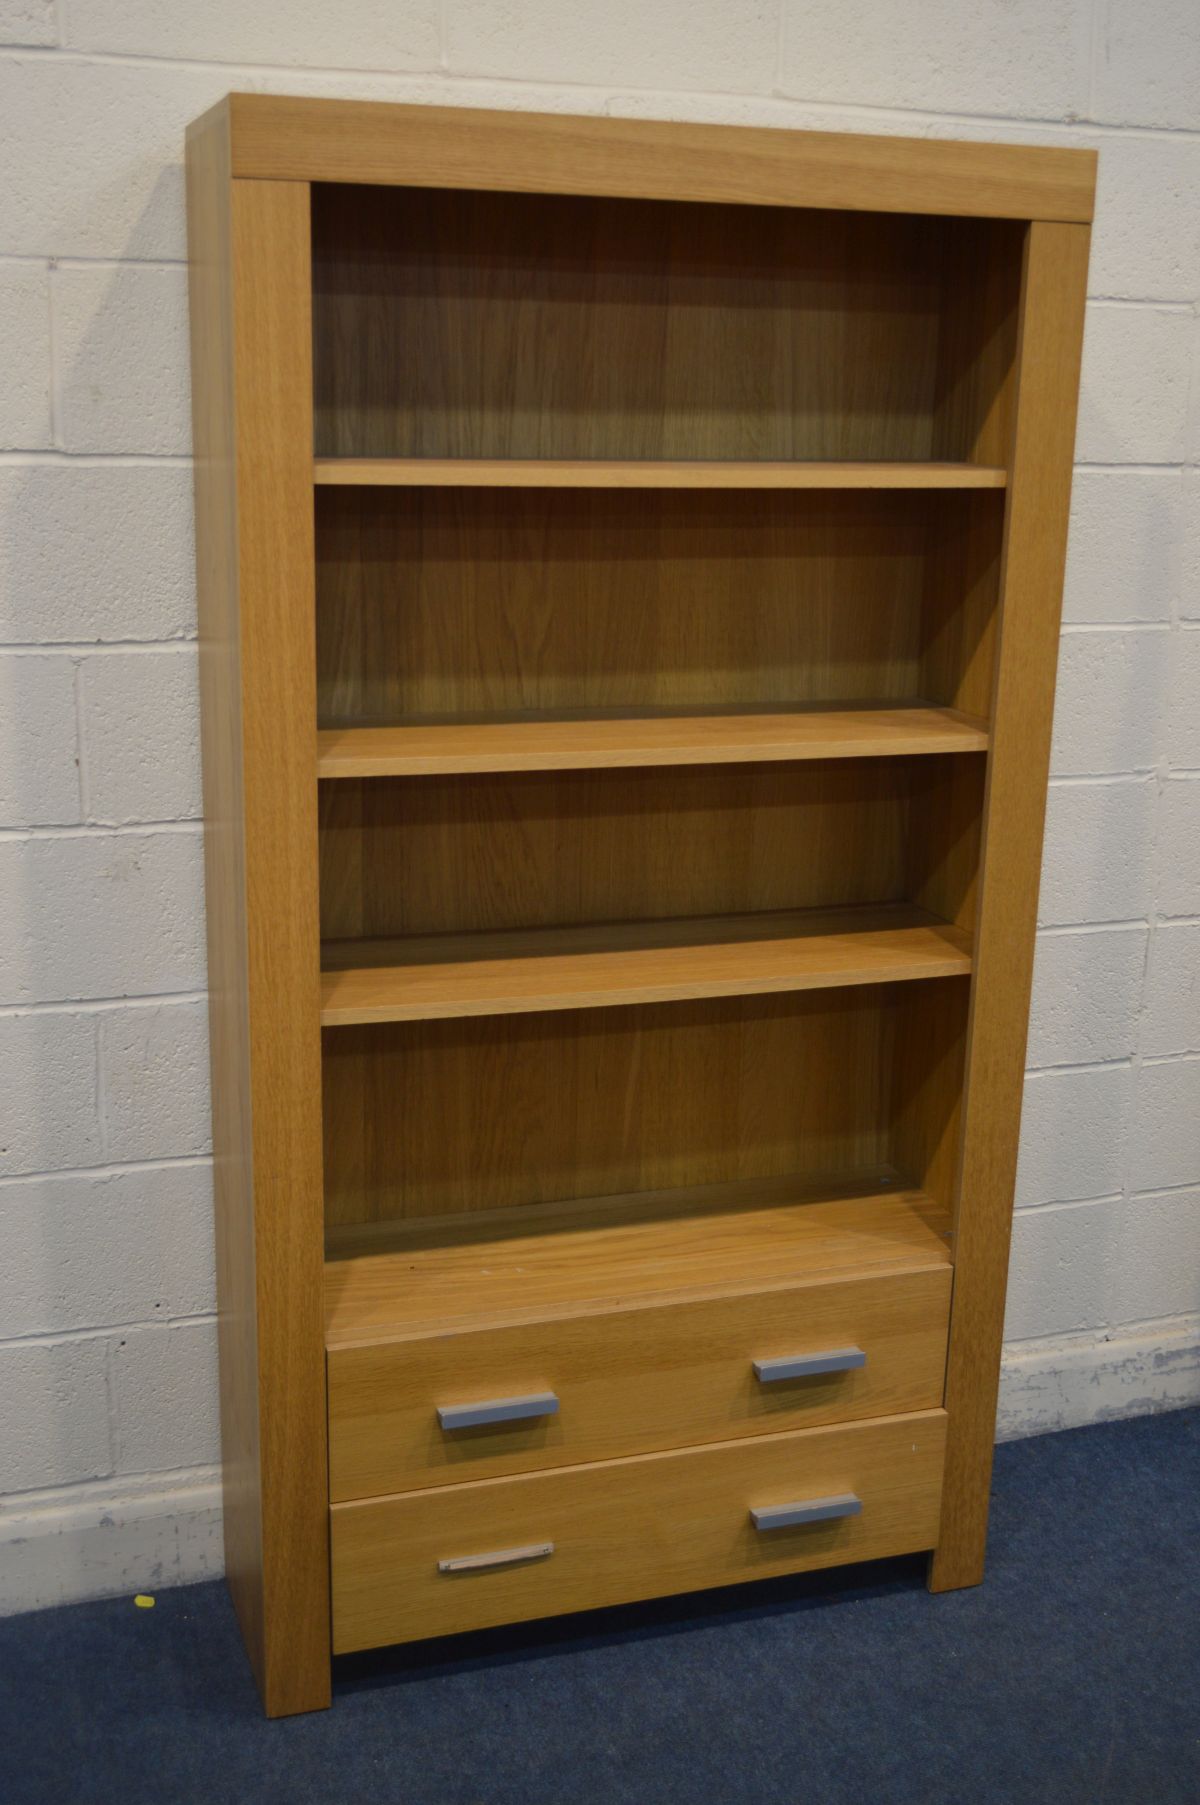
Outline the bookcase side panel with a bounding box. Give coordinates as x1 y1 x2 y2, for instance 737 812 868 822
229 173 329 1715
187 101 270 1696
930 220 1092 1593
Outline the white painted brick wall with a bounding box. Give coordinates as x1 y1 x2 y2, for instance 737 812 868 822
1183 473 1200 619
0 0 1197 1612
79 650 202 825
0 465 196 643
1005 1198 1118 1341
0 1165 214 1336
0 832 206 1003
1 1339 111 1492
1157 779 1200 914
0 657 79 826
1015 1066 1131 1206
1039 779 1156 926
1143 926 1200 1056
108 1320 220 1474
98 1000 211 1164
1063 470 1182 624
1092 0 1200 130
0 263 51 447
61 2 443 71
1050 630 1168 776
0 4 55 48
1026 928 1147 1068
447 1 779 92
1075 304 1196 465
53 264 192 456
0 1012 105 1176
778 0 1092 120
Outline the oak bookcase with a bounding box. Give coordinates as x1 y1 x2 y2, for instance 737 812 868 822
185 94 1094 1717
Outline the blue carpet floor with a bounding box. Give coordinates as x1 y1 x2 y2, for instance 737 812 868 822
1 1409 1197 1805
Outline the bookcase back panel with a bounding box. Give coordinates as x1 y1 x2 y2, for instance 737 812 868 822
904 758 986 932
318 759 950 941
312 187 1016 463
920 492 1003 717
321 989 899 1226
315 488 937 723
891 977 970 1215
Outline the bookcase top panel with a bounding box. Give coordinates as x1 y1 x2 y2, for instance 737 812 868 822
195 94 1096 225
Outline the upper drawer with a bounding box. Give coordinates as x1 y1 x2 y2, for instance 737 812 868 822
327 1263 950 1502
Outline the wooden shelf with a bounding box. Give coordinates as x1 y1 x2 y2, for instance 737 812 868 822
316 703 989 778
320 903 973 1027
314 458 1008 490
324 1172 952 1344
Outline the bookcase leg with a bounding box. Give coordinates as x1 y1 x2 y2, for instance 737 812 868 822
925 1405 995 1593
927 1524 988 1594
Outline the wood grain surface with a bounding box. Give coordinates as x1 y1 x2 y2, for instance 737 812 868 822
315 487 933 725
330 1409 948 1651
225 93 1096 222
314 188 957 462
319 903 972 1026
325 1171 950 1337
316 704 989 778
321 988 917 1227
327 1255 951 1499
186 147 331 1714
183 91 1093 1677
313 458 1009 488
930 220 1092 1594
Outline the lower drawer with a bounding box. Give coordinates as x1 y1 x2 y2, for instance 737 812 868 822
331 1407 946 1654
327 1265 951 1500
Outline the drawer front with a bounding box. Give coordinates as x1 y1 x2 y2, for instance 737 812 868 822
327 1265 950 1501
331 1408 946 1653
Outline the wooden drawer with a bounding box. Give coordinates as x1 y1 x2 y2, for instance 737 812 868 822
327 1264 950 1501
331 1407 946 1653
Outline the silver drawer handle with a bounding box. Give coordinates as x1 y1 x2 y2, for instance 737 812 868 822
437 1391 559 1432
753 1348 866 1383
439 1542 554 1574
751 1493 862 1531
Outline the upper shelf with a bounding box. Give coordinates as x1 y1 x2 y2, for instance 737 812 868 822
313 458 1008 491
320 903 973 1028
316 703 989 779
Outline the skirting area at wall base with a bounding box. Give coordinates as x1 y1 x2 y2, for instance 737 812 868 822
0 1468 223 1618
997 1317 1200 1441
2 1323 1198 1620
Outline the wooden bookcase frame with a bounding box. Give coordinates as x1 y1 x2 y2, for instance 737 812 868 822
186 95 1093 1717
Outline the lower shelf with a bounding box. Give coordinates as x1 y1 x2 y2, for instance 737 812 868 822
320 902 972 1026
324 1171 952 1340
330 1408 947 1653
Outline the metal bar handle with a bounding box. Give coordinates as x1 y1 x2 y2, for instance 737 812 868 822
751 1493 862 1532
437 1391 559 1432
439 1542 554 1574
753 1347 866 1383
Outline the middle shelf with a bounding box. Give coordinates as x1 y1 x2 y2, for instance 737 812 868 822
320 902 972 1027
316 702 989 779
313 458 1009 490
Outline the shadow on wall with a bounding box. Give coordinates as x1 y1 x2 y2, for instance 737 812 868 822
0 167 214 1517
